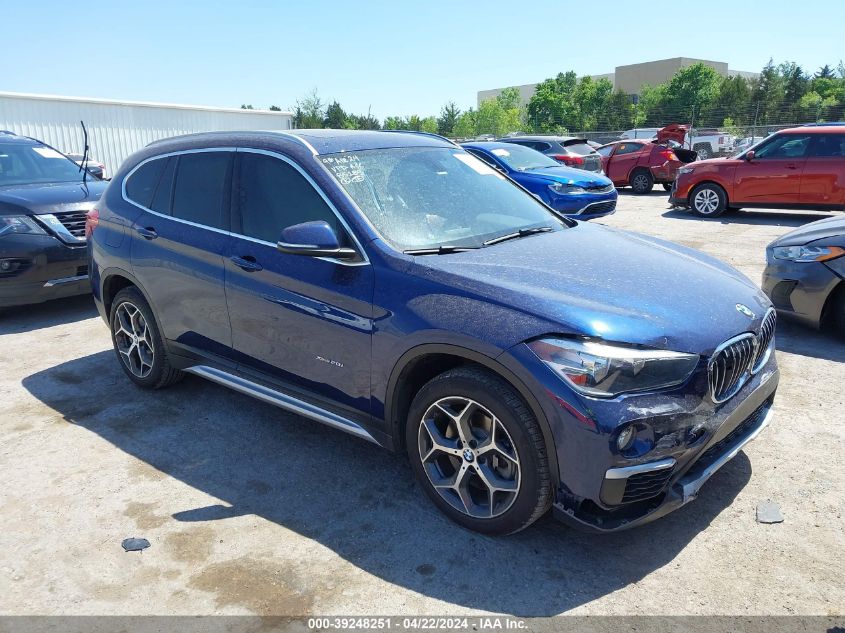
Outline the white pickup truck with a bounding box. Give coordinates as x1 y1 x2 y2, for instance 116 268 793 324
620 125 735 159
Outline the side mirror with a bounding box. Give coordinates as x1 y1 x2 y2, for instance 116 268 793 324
277 221 358 260
745 150 755 162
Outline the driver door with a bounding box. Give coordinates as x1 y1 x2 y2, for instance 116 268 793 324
224 149 374 416
733 134 811 204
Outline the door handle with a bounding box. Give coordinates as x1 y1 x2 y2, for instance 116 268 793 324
230 255 263 272
786 163 797 169
136 227 158 240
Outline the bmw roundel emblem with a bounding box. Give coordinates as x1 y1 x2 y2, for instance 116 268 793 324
735 303 755 318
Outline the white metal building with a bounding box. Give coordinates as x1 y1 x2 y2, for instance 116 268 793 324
0 91 293 176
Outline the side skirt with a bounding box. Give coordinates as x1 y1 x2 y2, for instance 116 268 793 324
185 365 380 445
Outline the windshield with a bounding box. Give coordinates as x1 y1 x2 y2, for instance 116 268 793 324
483 144 559 172
320 147 567 251
0 143 84 186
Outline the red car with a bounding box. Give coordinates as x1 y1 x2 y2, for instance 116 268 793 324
670 125 845 217
597 129 693 194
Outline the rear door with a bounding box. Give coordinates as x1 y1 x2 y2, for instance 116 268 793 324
604 142 643 185
128 150 234 356
224 149 374 415
733 134 811 204
799 133 845 207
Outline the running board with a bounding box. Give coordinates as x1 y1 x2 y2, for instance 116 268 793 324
185 365 378 444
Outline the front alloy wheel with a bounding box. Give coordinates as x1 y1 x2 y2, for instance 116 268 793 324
418 397 520 519
406 367 552 535
690 183 727 217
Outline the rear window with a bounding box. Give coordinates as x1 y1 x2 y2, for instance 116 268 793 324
562 140 596 155
171 152 232 230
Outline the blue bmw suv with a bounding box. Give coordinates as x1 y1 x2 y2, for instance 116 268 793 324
461 141 617 219
89 130 779 534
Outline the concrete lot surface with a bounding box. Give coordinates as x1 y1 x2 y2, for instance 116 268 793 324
1 192 843 616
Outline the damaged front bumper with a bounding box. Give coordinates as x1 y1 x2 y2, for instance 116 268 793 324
551 367 778 533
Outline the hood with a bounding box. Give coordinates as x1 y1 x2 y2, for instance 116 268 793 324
411 222 770 355
519 166 612 187
0 180 108 214
769 214 845 247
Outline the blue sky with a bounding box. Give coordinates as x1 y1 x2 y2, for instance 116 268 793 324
2 0 841 118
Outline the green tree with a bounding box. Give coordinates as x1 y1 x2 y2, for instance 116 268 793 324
420 116 438 134
437 101 461 136
779 62 810 122
240 104 254 110
526 71 578 132
293 89 325 128
661 63 721 123
713 75 752 125
496 87 522 111
816 64 835 79
383 116 408 130
633 83 667 126
602 89 634 130
324 101 348 128
269 105 282 111
453 109 478 138
751 59 785 124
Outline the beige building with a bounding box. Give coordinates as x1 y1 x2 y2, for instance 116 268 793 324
477 57 758 106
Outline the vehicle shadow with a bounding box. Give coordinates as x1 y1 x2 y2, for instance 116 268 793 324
662 208 837 228
0 294 98 335
618 189 669 198
776 319 845 363
22 351 754 616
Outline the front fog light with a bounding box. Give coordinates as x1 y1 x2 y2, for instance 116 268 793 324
617 426 636 451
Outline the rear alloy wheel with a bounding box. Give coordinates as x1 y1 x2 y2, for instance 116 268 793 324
110 287 183 389
690 183 728 217
406 367 551 535
630 169 654 194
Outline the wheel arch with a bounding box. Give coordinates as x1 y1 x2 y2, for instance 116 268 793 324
100 268 157 321
385 343 560 485
689 179 730 206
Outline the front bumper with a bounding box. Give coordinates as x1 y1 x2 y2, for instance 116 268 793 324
0 234 89 308
550 191 618 220
551 367 778 532
761 257 842 329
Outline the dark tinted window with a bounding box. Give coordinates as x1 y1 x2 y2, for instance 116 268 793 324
236 152 345 243
125 158 166 208
809 134 845 157
755 134 811 159
614 142 643 156
150 157 176 214
172 152 231 229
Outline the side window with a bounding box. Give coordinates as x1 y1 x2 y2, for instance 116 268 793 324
150 157 176 214
171 152 232 230
809 134 845 158
125 158 167 208
755 135 811 159
236 152 347 244
596 145 614 158
534 142 552 152
465 149 500 169
614 143 641 156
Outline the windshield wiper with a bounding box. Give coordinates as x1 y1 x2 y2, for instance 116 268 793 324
483 226 554 246
404 245 480 255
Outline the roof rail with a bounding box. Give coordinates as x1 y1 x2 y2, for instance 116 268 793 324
380 129 459 148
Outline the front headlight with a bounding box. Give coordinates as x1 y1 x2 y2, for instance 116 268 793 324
527 338 699 398
678 165 695 175
0 215 47 237
772 245 845 263
548 182 586 194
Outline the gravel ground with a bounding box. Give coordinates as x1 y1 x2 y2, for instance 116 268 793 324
0 191 843 617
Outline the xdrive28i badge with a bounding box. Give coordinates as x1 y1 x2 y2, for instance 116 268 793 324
735 303 755 318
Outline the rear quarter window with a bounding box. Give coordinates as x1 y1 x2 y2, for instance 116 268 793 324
125 158 167 208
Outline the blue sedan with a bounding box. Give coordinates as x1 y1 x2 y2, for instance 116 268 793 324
461 141 617 219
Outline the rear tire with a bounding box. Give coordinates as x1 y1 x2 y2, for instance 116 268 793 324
405 366 552 535
109 287 183 389
662 183 672 191
690 183 728 217
630 169 654 194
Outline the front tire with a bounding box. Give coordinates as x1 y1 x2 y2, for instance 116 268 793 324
109 287 183 389
690 183 728 217
630 169 654 194
662 183 673 191
405 366 552 535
